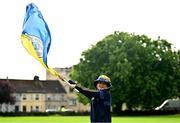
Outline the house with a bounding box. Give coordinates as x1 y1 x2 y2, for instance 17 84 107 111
0 67 89 113
0 76 67 112
46 67 89 112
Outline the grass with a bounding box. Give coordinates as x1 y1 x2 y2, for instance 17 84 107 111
113 115 180 123
0 115 180 123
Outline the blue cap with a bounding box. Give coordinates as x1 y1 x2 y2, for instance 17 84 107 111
94 75 112 88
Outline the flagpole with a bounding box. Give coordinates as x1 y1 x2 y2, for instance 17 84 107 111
57 75 79 92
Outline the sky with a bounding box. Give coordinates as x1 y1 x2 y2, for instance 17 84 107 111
0 0 179 80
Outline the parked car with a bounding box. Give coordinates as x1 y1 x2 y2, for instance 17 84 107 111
60 107 73 112
45 109 58 112
155 99 180 111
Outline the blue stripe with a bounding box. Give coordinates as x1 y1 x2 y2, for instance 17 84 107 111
22 3 51 65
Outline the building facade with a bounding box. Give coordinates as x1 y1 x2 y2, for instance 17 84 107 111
46 67 89 112
0 76 67 112
0 67 89 112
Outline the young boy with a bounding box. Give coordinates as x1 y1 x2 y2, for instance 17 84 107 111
69 75 112 123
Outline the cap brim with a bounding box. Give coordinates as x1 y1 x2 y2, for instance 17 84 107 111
94 80 112 88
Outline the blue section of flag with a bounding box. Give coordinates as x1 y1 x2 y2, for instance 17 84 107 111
22 3 51 65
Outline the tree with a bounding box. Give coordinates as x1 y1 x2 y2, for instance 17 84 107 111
70 31 180 112
0 80 16 105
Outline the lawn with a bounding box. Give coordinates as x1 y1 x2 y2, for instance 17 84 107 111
0 115 180 123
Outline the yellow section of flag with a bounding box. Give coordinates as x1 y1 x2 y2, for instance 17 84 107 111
21 34 60 77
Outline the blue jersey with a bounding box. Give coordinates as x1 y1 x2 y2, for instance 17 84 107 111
75 86 112 123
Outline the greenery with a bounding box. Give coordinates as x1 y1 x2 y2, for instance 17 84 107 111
0 115 180 123
70 31 180 112
0 80 15 105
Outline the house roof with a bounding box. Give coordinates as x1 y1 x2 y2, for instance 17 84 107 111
0 78 66 94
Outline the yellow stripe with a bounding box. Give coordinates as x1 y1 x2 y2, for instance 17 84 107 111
21 34 39 60
21 34 60 77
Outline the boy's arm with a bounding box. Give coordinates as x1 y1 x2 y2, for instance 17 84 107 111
68 80 99 99
75 85 99 99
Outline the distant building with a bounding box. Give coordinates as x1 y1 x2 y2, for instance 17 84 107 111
0 76 67 112
46 67 89 112
0 67 89 113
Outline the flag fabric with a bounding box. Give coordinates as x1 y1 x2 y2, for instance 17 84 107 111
21 3 59 77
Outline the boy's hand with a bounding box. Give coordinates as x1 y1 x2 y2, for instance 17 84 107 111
70 84 76 89
68 80 77 89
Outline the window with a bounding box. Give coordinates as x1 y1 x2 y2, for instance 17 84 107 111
31 94 33 100
69 99 77 106
36 106 39 112
30 106 33 112
35 94 39 100
22 95 27 100
15 106 19 112
60 94 64 101
15 94 21 101
47 96 51 101
164 102 169 107
23 106 26 112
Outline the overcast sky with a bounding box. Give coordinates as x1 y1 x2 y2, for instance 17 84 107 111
0 0 179 80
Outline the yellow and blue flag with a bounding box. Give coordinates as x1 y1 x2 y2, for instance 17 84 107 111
21 3 59 77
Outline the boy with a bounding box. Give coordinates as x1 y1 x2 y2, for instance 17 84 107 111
69 75 112 123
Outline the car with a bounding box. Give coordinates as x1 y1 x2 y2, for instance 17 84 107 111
155 99 180 111
60 107 73 112
45 109 58 112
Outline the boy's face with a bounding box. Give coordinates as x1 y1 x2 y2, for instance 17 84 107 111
96 82 108 90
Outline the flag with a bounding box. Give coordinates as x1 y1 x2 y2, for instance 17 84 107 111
21 3 59 76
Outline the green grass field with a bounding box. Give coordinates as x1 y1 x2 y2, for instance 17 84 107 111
0 115 180 123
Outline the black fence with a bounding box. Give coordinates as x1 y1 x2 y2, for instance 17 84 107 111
0 110 179 116
112 110 180 116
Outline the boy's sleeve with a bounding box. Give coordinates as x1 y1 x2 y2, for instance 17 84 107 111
75 85 100 99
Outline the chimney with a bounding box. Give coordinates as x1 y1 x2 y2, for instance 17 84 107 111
34 75 43 87
34 75 39 81
6 76 9 82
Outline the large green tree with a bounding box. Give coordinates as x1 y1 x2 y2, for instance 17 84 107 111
0 80 15 106
70 31 180 112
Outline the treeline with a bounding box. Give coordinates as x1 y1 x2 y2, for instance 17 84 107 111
70 31 180 113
